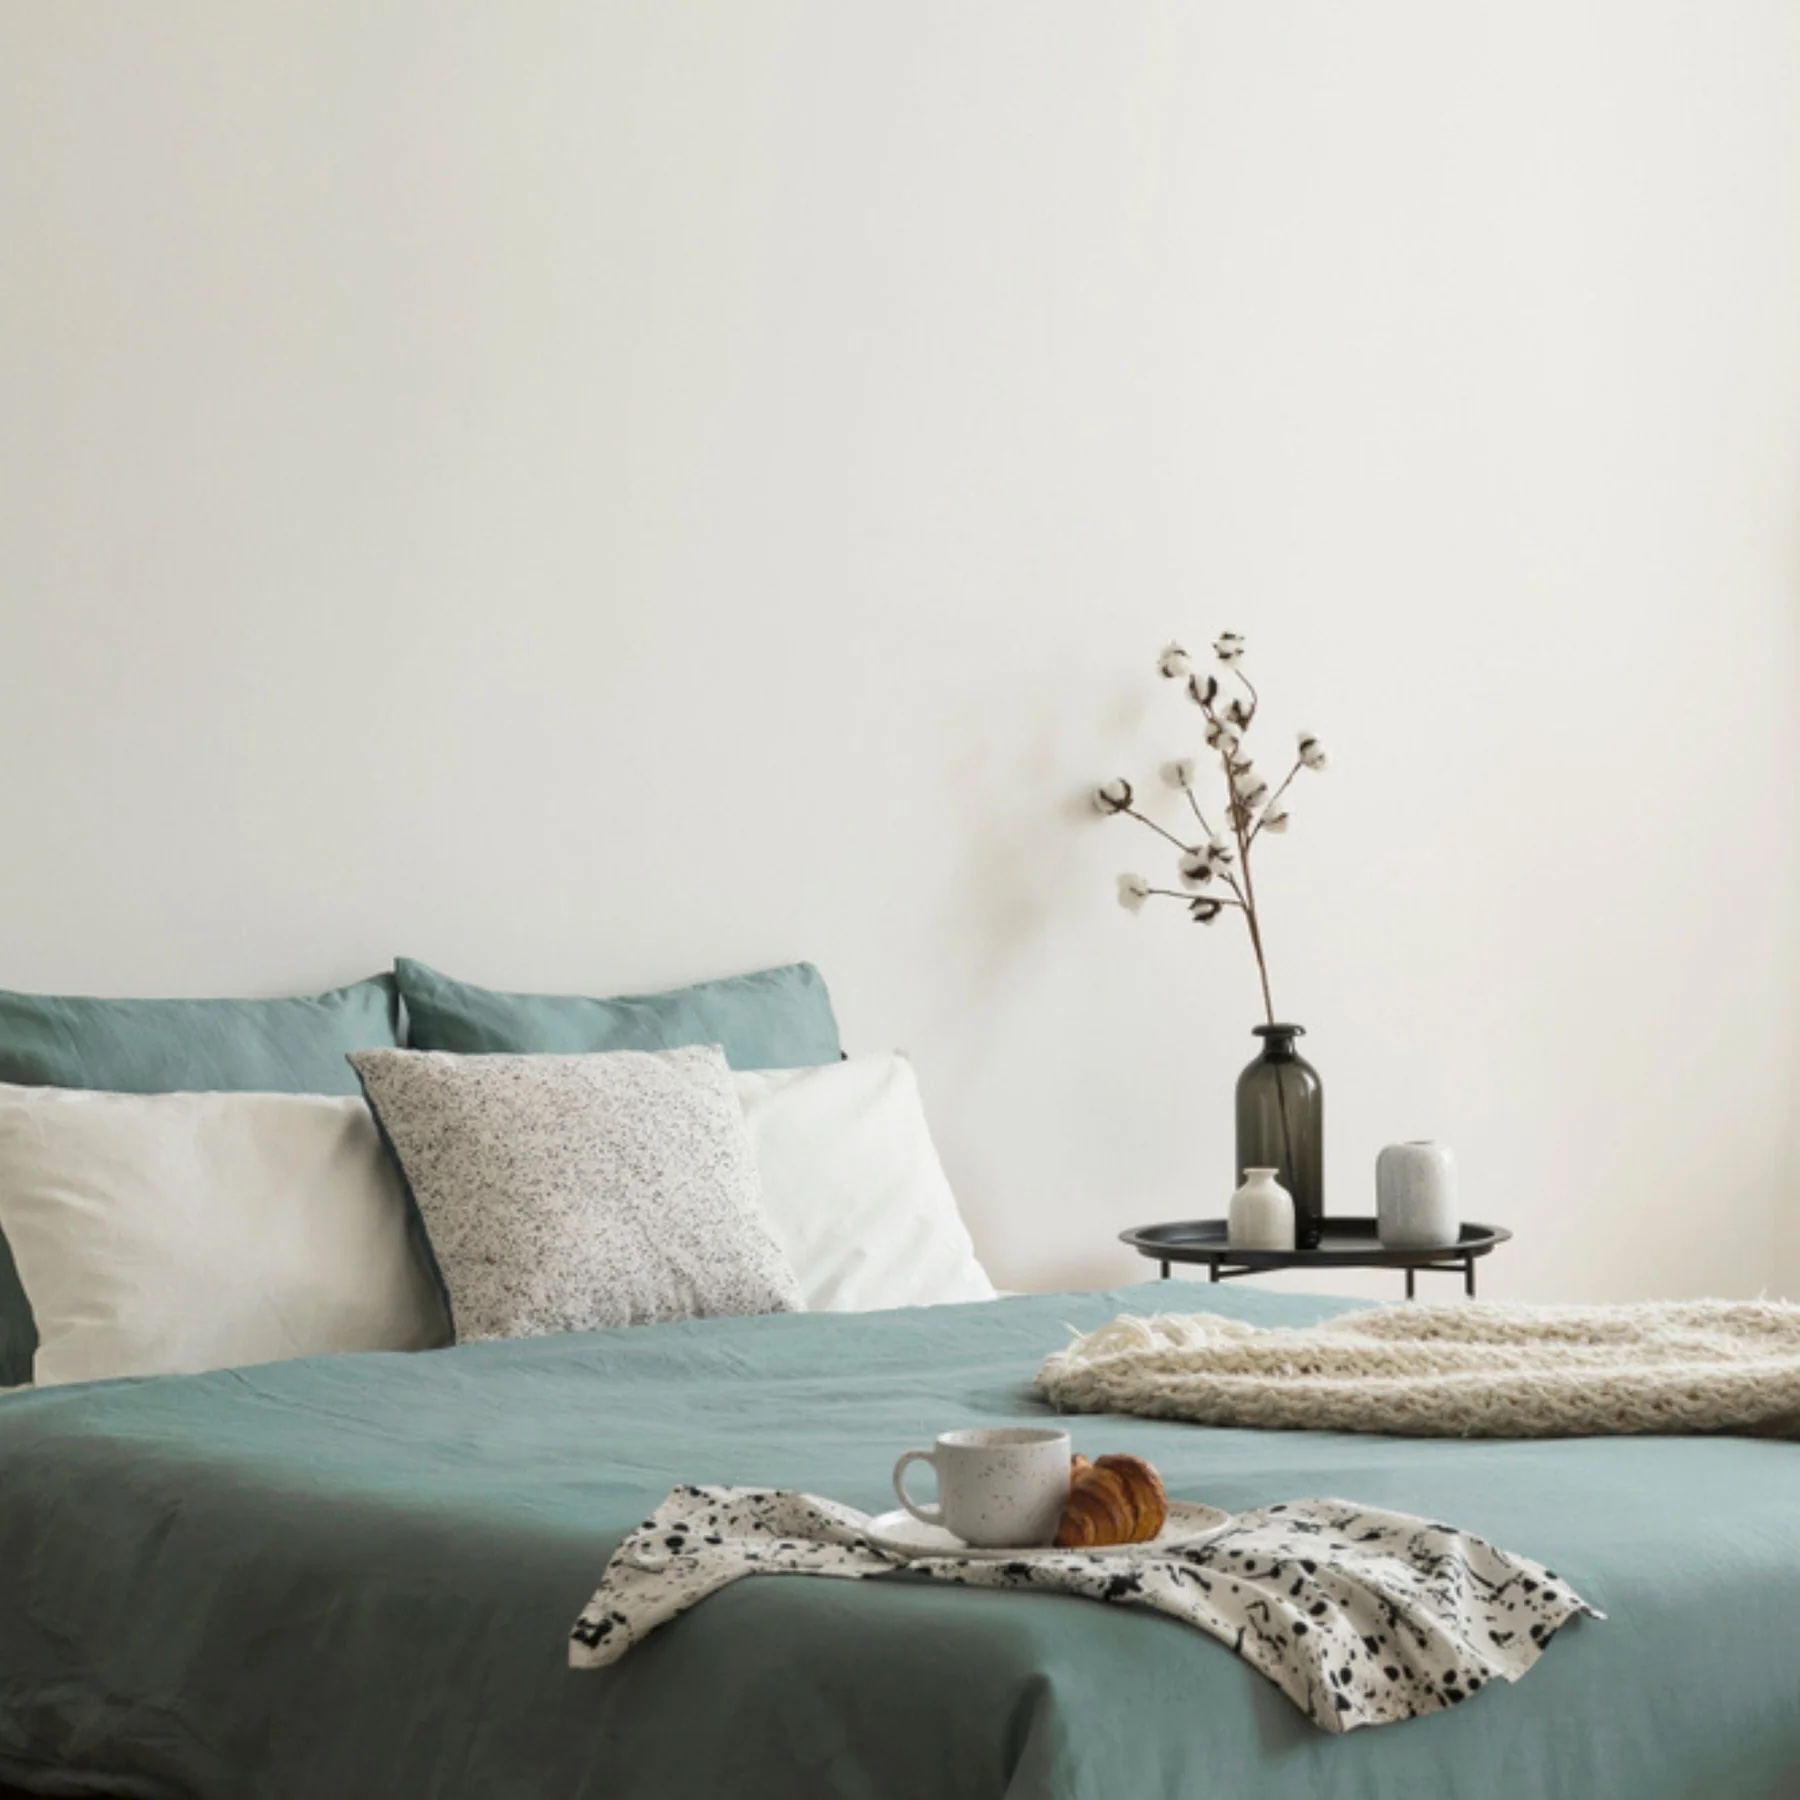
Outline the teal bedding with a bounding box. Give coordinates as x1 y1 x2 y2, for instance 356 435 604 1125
0 1285 1795 1799
0 974 401 1388
393 957 842 1069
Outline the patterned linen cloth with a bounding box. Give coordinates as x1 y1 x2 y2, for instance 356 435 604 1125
570 1486 1599 1733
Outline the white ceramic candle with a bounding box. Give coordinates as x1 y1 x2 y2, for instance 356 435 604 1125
1228 1167 1296 1252
1376 1142 1459 1250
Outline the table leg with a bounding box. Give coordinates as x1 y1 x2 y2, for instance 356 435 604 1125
1465 1256 1476 1298
1160 1259 1170 1279
1209 1262 1221 1283
1404 1268 1416 1301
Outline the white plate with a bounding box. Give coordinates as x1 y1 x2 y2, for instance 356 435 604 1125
864 1498 1231 1562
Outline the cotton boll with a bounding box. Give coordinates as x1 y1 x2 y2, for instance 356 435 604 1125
1260 806 1291 834
1161 758 1197 791
1178 848 1214 888
1298 733 1329 771
1213 632 1246 666
1094 779 1134 815
1157 642 1192 680
1231 764 1267 808
1117 873 1151 914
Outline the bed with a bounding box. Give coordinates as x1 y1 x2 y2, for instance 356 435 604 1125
3 1282 1797 1800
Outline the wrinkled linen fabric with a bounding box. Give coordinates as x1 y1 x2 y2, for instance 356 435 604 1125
11 1286 1796 1800
571 1485 1597 1734
0 972 399 1385
393 957 841 1069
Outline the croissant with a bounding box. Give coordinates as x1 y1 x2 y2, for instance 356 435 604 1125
1054 1453 1169 1548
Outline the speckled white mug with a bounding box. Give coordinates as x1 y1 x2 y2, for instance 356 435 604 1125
893 1427 1072 1548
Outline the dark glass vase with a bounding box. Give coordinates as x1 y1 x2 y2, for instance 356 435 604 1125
1235 1024 1323 1249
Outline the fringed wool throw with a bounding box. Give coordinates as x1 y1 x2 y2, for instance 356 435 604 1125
570 1485 1596 1733
1037 1300 1800 1438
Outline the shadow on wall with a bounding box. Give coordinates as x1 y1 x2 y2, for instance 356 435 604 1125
937 664 1153 1007
1017 1250 1151 1297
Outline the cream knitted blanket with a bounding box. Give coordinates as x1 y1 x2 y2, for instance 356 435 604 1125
1037 1301 1800 1438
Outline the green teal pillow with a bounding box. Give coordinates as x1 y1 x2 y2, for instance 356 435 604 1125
0 974 401 1385
0 1236 33 1391
394 958 842 1071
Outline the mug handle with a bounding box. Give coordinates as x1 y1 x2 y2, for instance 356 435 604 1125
892 1448 944 1526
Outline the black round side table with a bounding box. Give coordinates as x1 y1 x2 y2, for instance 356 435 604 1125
1119 1217 1512 1299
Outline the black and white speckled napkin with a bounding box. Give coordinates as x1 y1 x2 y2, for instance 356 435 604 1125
570 1485 1599 1733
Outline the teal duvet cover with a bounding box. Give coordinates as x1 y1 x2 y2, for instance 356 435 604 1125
1 1285 1797 1800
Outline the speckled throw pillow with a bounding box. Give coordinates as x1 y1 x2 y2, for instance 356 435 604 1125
350 1045 803 1342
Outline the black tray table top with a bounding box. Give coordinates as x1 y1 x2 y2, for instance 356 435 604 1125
1119 1216 1512 1298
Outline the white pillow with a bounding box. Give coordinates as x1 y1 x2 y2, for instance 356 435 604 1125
0 1084 448 1386
733 1053 996 1312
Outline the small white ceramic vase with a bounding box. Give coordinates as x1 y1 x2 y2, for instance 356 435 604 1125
1228 1167 1296 1252
1376 1141 1459 1250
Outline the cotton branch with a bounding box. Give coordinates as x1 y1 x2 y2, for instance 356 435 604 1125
1097 636 1329 1027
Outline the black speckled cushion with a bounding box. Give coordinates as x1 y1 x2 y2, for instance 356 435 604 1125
350 1045 803 1343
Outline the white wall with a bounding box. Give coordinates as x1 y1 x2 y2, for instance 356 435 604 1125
2 2 1797 1302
